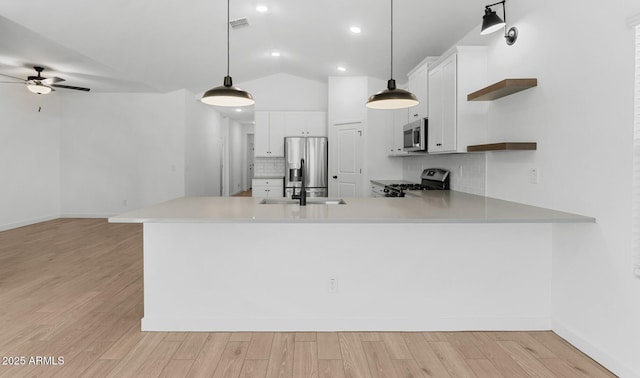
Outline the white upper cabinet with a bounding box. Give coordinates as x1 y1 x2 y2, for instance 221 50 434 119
428 46 488 154
284 111 327 137
389 108 409 155
254 111 286 157
269 112 286 157
407 63 429 121
255 111 327 157
254 111 270 157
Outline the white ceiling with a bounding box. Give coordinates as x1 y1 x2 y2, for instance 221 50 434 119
0 0 489 121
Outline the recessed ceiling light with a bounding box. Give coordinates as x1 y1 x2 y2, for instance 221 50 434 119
235 108 243 112
337 66 347 72
256 5 268 13
350 26 361 34
271 51 281 57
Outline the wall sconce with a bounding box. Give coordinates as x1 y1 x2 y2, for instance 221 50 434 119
480 0 518 45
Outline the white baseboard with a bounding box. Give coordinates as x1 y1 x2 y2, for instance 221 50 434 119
553 319 639 378
0 214 59 232
59 214 110 219
141 316 552 332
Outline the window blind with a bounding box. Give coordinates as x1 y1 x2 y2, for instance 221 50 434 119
633 26 640 277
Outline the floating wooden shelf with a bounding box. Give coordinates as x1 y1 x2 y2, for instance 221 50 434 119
467 78 537 101
467 142 537 152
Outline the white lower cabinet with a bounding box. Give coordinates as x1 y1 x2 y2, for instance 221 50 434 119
371 182 386 198
252 179 283 198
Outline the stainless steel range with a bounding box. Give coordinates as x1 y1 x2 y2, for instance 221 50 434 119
384 168 450 197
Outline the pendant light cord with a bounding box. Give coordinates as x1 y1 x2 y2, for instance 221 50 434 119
390 0 393 80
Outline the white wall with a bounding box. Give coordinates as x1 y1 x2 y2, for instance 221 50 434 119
468 0 640 376
238 73 327 112
0 86 62 230
184 93 224 197
60 91 186 216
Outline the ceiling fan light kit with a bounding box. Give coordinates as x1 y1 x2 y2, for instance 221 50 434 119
0 65 90 94
27 84 52 95
480 0 518 45
201 0 255 107
366 0 419 110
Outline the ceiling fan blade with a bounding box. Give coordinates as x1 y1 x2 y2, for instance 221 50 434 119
0 81 26 84
0 73 26 82
43 76 65 84
51 84 90 92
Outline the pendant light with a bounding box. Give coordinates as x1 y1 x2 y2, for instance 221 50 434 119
201 0 255 107
366 0 418 110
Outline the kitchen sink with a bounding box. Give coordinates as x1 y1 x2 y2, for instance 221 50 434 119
259 198 346 205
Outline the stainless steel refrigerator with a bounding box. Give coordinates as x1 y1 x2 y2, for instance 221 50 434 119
284 137 328 198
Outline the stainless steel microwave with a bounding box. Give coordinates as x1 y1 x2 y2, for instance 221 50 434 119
403 118 427 152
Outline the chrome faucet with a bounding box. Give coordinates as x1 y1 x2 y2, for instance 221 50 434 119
291 158 307 206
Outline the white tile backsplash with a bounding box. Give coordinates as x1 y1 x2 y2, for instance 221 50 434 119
402 153 486 195
254 157 285 177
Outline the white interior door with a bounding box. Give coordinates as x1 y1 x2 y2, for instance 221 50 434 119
330 121 363 197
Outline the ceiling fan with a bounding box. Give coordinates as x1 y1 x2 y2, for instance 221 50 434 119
0 66 90 94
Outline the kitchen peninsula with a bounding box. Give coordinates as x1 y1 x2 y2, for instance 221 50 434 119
109 192 593 332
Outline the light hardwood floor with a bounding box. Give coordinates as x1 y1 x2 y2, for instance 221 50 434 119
0 219 615 377
233 189 253 197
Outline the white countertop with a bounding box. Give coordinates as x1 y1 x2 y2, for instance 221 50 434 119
109 191 594 224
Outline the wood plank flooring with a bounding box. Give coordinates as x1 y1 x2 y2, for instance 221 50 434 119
233 189 253 197
0 218 616 377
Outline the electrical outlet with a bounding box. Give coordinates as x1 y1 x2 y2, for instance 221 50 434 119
327 278 338 293
529 168 539 184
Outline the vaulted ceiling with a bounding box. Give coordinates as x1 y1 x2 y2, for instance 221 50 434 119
0 1 489 107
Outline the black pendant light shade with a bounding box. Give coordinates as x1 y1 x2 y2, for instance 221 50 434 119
366 0 419 110
366 79 418 110
480 7 505 35
201 76 254 106
201 0 255 107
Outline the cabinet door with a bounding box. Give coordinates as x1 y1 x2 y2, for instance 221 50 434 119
408 65 429 121
284 112 306 136
269 112 286 157
390 108 408 154
428 65 443 152
252 185 269 197
305 112 327 136
267 185 283 197
254 112 270 157
440 54 457 153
